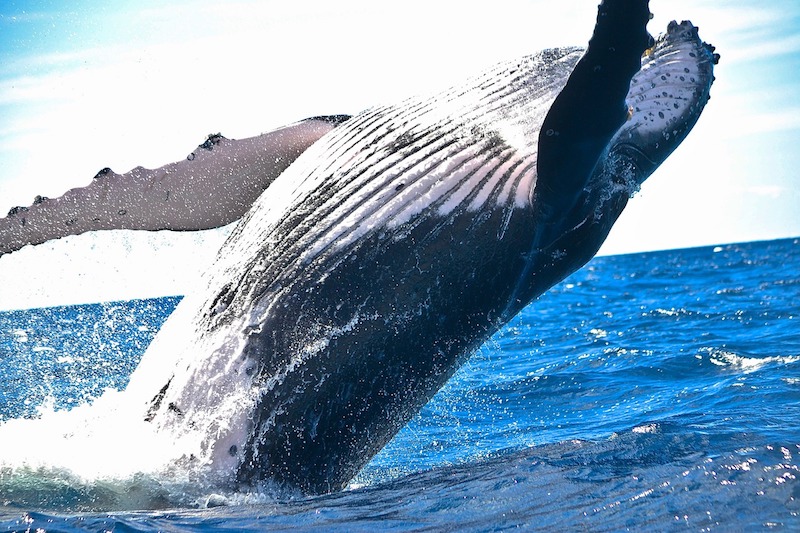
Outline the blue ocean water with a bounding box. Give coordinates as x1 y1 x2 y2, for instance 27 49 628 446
0 237 798 531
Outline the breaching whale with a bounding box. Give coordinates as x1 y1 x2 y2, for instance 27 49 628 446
131 2 717 494
3 1 719 496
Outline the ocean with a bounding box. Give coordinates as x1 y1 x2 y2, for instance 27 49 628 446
0 237 798 531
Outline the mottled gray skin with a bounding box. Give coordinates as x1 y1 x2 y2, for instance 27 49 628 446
0 116 349 256
135 0 717 495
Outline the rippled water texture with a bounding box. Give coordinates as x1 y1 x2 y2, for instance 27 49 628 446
1 238 798 530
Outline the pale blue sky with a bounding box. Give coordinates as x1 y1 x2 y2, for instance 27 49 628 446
0 0 798 306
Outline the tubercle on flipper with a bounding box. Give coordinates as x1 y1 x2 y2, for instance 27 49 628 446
6 205 28 217
186 132 226 161
0 165 118 230
706 43 721 65
199 133 225 151
667 20 721 65
6 194 49 217
93 167 113 180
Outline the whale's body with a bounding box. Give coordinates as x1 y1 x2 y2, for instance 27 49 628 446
126 4 717 494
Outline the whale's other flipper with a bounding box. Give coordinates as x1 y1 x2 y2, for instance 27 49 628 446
535 0 652 222
0 116 350 256
529 8 717 283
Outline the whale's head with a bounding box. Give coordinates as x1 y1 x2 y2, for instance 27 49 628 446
606 20 719 190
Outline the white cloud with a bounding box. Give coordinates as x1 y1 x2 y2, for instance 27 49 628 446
728 33 800 63
742 185 785 199
739 109 800 136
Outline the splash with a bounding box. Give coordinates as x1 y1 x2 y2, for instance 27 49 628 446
0 383 294 511
0 294 263 512
706 349 800 374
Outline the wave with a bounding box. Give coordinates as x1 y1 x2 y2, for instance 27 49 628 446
2 425 797 530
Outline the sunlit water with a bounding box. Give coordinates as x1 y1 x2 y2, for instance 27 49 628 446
1 238 798 531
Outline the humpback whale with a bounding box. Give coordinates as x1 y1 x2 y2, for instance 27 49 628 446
132 2 717 494
3 1 718 496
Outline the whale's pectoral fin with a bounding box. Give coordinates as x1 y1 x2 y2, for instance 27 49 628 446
535 0 652 221
0 116 351 256
605 21 719 188
533 13 718 270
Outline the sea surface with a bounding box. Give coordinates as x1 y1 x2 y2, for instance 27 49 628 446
0 237 798 531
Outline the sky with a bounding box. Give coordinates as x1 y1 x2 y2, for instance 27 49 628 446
0 0 798 308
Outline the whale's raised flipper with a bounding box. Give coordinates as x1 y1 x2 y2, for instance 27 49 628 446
0 116 350 256
535 0 652 224
531 17 719 285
